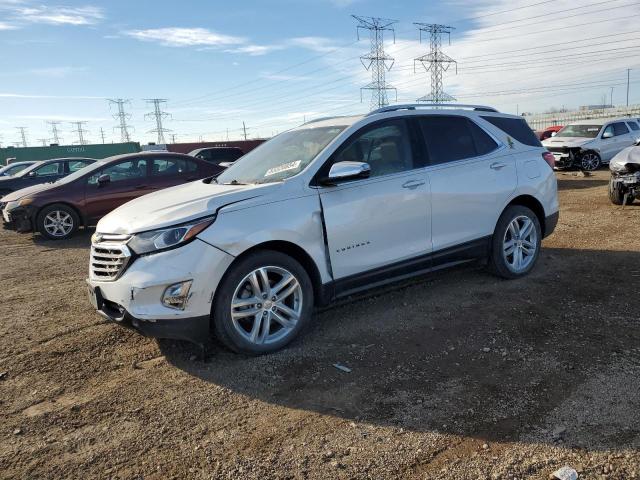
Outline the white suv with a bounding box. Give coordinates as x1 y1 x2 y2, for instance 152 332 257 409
87 104 559 354
542 118 640 171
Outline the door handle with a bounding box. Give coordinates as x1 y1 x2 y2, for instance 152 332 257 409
490 162 507 170
402 180 426 190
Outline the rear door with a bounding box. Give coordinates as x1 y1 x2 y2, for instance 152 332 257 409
318 118 431 282
150 156 201 190
421 115 516 254
83 158 150 222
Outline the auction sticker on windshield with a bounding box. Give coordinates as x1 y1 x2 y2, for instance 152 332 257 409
265 160 301 177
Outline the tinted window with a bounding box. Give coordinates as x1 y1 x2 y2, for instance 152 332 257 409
88 159 148 185
613 122 630 136
152 157 198 175
419 116 477 164
333 120 414 177
468 121 499 156
68 160 93 173
627 122 639 132
33 162 63 177
481 116 542 147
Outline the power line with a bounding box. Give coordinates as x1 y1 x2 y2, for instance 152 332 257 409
15 127 28 147
108 98 133 142
352 15 398 110
144 98 172 144
46 121 63 144
414 23 457 103
70 121 89 145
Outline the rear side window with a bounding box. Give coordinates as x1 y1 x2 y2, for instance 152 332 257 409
627 122 639 132
33 162 63 177
481 116 542 147
418 116 497 165
152 157 197 175
68 160 93 173
613 122 630 136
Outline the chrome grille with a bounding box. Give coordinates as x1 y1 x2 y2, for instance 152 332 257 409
90 236 131 281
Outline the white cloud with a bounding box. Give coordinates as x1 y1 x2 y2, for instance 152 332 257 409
289 36 339 53
18 5 104 25
125 27 244 48
0 93 103 99
15 114 107 121
225 44 283 56
28 66 87 77
0 21 19 30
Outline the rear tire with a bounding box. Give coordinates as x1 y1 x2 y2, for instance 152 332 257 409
488 205 542 279
212 250 314 355
36 204 79 240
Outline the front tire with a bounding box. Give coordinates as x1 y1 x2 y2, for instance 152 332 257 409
489 205 542 279
36 204 79 240
212 250 314 355
580 151 601 171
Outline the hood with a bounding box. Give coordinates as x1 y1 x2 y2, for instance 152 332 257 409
610 146 640 171
542 137 594 148
1 182 57 202
97 180 280 234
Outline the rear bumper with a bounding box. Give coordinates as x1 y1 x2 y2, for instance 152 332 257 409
544 211 559 238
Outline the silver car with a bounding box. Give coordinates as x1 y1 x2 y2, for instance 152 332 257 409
87 104 559 354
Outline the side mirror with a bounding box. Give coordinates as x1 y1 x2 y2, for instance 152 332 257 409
635 138 640 146
321 161 371 185
602 131 614 139
551 131 557 137
219 161 234 169
28 171 37 177
97 174 111 186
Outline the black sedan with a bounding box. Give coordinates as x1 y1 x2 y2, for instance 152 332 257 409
0 157 95 198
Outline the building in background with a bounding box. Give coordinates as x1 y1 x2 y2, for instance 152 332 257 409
0 142 141 166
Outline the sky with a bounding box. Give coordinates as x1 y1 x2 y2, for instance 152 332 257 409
0 0 639 146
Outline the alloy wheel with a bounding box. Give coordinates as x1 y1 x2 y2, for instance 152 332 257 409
581 153 600 171
502 215 537 274
43 210 74 237
230 266 303 346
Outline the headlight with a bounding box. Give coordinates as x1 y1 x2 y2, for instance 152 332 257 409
4 200 18 211
128 217 215 255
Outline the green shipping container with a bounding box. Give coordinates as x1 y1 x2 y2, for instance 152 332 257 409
0 142 141 166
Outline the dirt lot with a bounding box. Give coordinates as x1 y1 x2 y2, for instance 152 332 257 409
1 170 639 479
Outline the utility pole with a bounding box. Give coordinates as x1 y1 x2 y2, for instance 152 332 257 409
226 128 229 141
99 127 106 144
38 138 49 146
242 121 248 140
15 127 28 147
610 87 614 108
46 121 63 144
108 99 133 143
70 121 89 145
144 98 171 144
414 23 457 103
352 15 397 110
170 133 178 144
627 69 631 107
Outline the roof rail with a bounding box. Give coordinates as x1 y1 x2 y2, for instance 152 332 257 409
303 115 356 125
367 103 499 116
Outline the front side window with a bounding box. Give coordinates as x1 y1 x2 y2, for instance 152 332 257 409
612 122 630 136
331 120 414 178
420 116 489 164
216 126 345 185
32 162 63 177
88 159 148 185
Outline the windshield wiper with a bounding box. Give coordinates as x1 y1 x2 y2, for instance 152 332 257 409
222 179 251 185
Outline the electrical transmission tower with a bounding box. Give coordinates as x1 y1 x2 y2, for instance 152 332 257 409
144 99 172 144
108 99 133 143
15 127 28 147
414 23 457 103
38 138 49 146
352 15 398 110
70 121 89 145
99 127 106 144
46 121 63 144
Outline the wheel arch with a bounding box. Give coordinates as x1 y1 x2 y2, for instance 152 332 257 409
504 194 547 236
34 201 84 227
220 240 327 306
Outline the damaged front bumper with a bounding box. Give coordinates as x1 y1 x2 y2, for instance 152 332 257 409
1 204 34 232
611 170 640 198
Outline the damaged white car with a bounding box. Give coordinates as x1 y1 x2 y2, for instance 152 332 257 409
542 118 640 171
609 140 640 205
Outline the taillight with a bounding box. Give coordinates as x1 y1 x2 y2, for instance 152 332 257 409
542 151 555 169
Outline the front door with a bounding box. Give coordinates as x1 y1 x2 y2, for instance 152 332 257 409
83 158 150 222
318 119 431 282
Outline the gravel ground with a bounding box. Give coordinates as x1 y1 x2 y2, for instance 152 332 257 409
1 170 639 479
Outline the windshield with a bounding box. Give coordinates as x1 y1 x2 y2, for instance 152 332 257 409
56 160 105 184
14 162 43 177
216 126 346 185
0 163 33 176
555 124 602 138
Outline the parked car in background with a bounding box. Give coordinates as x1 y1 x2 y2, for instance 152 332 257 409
188 147 245 175
86 103 559 354
0 161 37 177
0 158 95 198
1 152 220 240
608 139 640 205
536 125 563 141
542 118 640 171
